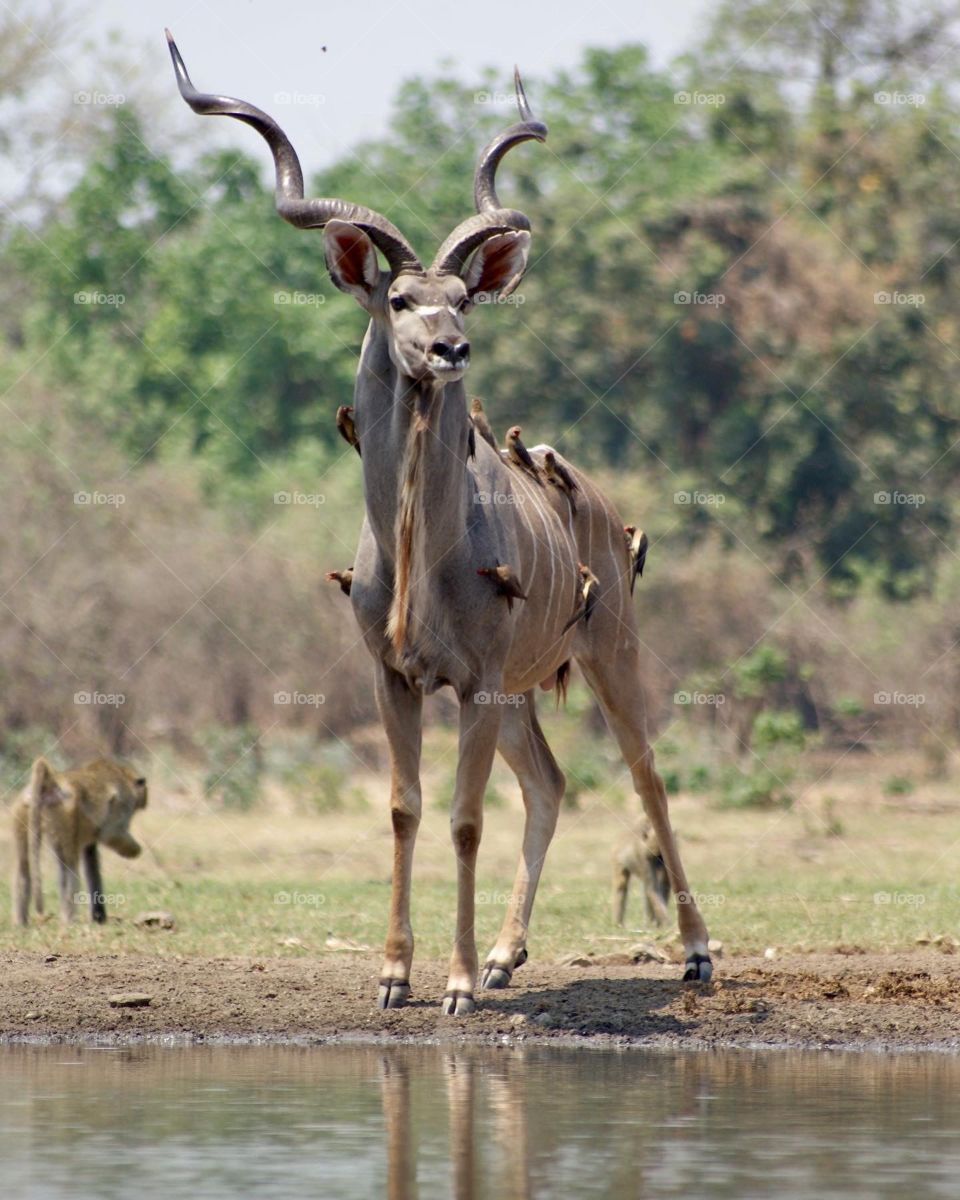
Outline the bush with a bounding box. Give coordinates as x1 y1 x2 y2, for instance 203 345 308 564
732 645 788 699
562 747 615 809
752 710 806 754
300 763 350 813
201 725 262 811
0 727 61 798
266 735 362 812
717 765 792 810
883 775 915 797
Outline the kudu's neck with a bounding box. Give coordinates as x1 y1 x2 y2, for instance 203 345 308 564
354 316 472 570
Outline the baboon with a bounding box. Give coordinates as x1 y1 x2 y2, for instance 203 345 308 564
612 822 671 928
12 758 148 926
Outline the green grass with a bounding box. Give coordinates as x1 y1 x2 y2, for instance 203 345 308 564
1 740 958 962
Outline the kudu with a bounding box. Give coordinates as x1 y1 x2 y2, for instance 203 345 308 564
167 33 712 1013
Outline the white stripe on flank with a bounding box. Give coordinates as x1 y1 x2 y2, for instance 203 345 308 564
527 487 540 593
604 518 622 621
542 495 557 627
525 474 564 631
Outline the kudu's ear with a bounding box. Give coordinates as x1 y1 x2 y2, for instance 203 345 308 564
323 219 381 304
463 231 531 302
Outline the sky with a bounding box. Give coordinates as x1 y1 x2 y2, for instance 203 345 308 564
85 0 713 167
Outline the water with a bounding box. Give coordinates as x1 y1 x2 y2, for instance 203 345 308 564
2 1044 958 1199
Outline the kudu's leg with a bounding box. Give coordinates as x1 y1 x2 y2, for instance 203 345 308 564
488 1055 531 1200
444 1052 478 1200
379 1054 416 1200
375 663 424 1010
443 696 501 1015
578 654 713 981
481 693 564 989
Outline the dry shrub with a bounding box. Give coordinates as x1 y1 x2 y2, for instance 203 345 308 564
0 384 953 801
0 384 374 778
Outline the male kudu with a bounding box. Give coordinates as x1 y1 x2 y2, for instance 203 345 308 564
167 33 712 1013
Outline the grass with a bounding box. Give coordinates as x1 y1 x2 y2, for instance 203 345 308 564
0 728 959 965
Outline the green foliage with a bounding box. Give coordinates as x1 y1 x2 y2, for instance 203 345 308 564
820 796 845 839
717 765 793 810
883 775 915 797
0 728 60 797
3 10 960 591
299 764 352 814
563 746 617 808
752 710 807 754
732 646 789 700
267 738 359 813
200 726 262 812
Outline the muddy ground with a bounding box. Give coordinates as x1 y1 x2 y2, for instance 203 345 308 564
2 949 959 1050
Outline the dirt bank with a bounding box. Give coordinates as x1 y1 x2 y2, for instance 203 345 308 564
2 950 959 1050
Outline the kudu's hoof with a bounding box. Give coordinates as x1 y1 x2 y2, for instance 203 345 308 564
377 979 411 1010
481 965 512 990
683 953 713 983
480 948 528 991
441 990 476 1016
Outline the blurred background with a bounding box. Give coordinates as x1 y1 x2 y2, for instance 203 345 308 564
1 0 959 826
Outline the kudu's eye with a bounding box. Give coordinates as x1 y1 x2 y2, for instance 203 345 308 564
389 295 408 312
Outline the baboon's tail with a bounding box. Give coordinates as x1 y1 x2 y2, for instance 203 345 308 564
27 757 54 915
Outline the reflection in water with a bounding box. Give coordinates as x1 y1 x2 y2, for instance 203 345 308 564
2 1043 960 1198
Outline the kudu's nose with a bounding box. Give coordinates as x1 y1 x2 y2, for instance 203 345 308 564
431 339 470 364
